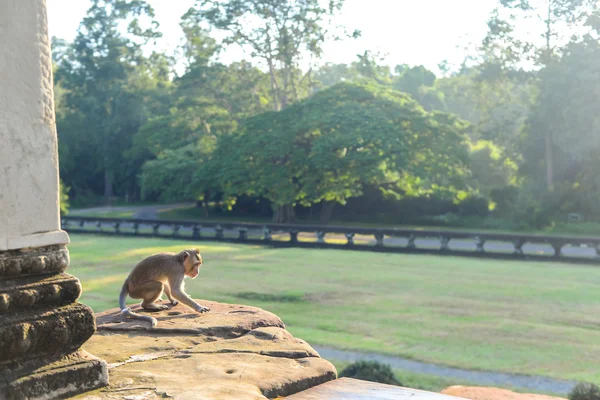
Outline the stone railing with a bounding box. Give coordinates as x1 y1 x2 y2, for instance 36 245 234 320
61 216 600 264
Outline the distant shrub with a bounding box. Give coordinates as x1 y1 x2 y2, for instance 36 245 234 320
339 361 402 386
569 383 600 400
457 195 490 217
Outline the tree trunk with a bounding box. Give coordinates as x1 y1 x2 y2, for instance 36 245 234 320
272 204 295 223
286 204 295 223
545 131 554 191
202 200 209 218
543 2 554 191
103 169 113 205
319 201 335 225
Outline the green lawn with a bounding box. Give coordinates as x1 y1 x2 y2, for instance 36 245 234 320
67 234 600 384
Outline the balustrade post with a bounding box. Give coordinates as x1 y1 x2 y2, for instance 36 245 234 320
96 221 102 232
192 225 201 239
289 230 299 243
345 233 355 246
152 224 160 236
238 228 248 241
215 225 224 239
133 223 139 235
551 242 563 257
62 218 69 229
440 236 450 252
374 232 384 247
263 227 272 241
475 236 486 253
316 231 326 244
79 219 85 228
407 234 416 249
513 238 524 255
172 225 180 237
114 222 120 234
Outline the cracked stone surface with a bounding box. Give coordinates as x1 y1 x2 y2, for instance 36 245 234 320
73 300 337 399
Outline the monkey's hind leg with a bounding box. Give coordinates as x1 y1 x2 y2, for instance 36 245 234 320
134 281 169 312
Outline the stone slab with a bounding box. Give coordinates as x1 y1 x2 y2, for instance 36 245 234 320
96 299 285 337
0 272 82 313
441 386 566 400
0 303 96 363
0 350 108 400
0 244 70 279
72 300 336 399
285 378 465 400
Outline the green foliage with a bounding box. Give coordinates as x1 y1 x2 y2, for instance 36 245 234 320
339 361 403 386
189 0 356 110
569 383 600 400
54 0 166 203
520 34 600 218
210 82 472 222
59 179 70 215
140 145 201 203
467 140 519 208
52 0 600 230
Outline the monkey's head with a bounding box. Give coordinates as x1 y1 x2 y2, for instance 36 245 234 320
181 248 202 279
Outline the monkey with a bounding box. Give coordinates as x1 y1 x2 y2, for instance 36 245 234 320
118 248 210 328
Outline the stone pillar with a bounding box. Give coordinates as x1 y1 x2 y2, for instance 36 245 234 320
0 1 108 399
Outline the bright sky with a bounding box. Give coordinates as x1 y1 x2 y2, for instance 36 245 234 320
47 0 498 75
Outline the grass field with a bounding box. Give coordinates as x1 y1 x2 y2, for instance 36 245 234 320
68 234 600 385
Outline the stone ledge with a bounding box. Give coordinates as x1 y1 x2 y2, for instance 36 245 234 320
0 303 96 363
0 230 70 252
286 378 466 400
0 272 82 313
74 300 336 400
0 350 108 400
96 299 285 337
0 244 69 279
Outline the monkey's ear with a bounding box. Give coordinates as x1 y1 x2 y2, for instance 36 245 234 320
180 251 190 262
194 248 200 254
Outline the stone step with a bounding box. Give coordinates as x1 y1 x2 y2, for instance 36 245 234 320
0 349 108 400
0 245 69 279
0 272 82 313
0 303 96 364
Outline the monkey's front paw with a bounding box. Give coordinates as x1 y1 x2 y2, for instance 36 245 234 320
170 300 179 306
197 306 210 313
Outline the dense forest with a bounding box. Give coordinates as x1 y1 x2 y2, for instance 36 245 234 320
53 0 600 229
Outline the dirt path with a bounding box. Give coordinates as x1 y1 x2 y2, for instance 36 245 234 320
313 346 577 396
69 203 195 219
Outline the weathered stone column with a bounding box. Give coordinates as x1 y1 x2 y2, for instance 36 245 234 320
0 1 108 398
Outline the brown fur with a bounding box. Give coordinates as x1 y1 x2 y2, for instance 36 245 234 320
118 249 209 327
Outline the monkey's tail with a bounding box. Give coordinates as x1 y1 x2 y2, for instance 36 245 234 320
119 281 157 328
